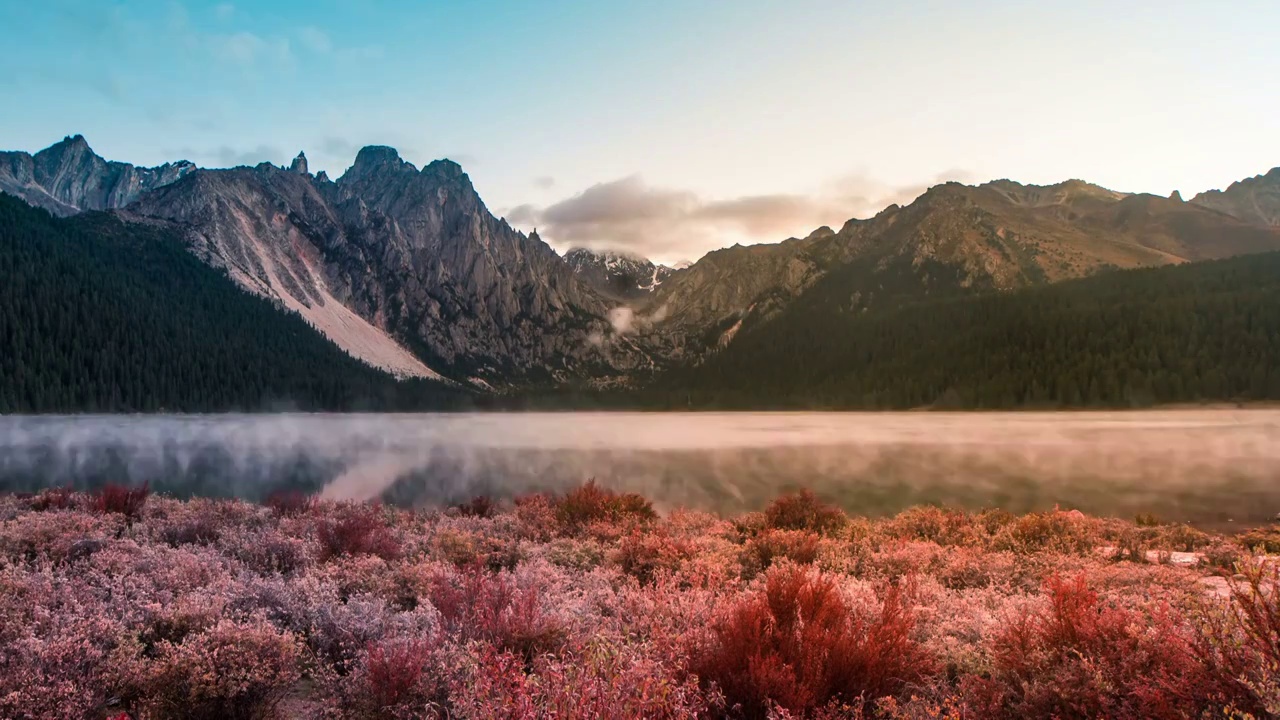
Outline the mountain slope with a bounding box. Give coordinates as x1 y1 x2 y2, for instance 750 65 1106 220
647 250 1280 409
126 145 643 385
0 135 194 216
1191 168 1280 227
632 178 1280 365
0 193 463 413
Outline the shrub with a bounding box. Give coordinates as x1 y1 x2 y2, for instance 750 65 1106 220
158 515 222 547
454 495 495 519
454 644 709 719
991 510 1094 555
131 619 302 720
975 574 1228 719
554 481 656 535
1196 563 1280 715
264 490 314 517
315 504 401 562
885 506 978 547
30 486 76 512
1134 512 1163 527
615 528 692 585
91 482 149 522
694 566 932 719
331 638 446 719
1237 524 1280 554
763 490 846 536
427 565 565 663
744 529 821 576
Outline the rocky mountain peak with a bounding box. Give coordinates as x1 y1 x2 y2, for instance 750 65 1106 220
347 145 413 176
289 152 309 175
423 158 466 181
1169 190 1183 202
565 247 674 301
0 135 195 216
1190 166 1280 227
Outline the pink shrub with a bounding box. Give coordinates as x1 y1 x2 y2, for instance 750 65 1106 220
315 504 401 562
763 490 846 536
453 645 709 719
975 574 1229 719
427 565 565 662
885 506 980 547
615 527 693 585
694 566 933 719
744 529 822 576
126 618 302 720
91 482 149 522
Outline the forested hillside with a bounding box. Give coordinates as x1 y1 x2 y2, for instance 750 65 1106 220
648 252 1280 409
0 194 464 413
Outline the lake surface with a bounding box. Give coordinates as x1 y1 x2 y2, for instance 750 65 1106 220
2 410 1278 527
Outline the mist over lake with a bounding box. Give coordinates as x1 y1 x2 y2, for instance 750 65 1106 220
2 410 1277 527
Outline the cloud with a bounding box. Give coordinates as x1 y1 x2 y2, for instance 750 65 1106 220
214 3 235 21
298 26 332 54
211 31 293 68
508 171 970 262
533 176 556 189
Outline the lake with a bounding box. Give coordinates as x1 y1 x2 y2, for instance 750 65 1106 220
1 410 1277 527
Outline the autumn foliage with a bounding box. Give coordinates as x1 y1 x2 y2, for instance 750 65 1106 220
696 566 932 718
2 483 1279 719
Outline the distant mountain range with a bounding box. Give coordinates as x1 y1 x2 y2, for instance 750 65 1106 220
1 134 1279 410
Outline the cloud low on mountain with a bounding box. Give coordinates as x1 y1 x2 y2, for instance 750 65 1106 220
507 170 971 263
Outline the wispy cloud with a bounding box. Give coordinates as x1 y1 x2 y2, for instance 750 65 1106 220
210 31 293 68
297 26 332 54
508 170 971 262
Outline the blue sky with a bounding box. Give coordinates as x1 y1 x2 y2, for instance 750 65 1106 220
2 0 1277 263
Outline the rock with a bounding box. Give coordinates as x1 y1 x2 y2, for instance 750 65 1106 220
1169 189 1183 202
289 151 309 175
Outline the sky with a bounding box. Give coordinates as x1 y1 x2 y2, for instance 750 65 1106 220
1 0 1277 264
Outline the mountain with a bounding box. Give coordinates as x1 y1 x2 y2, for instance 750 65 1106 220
126 145 648 386
4 134 1279 402
1190 167 1280 227
0 135 194 216
0 193 463 413
645 250 1280 409
630 177 1280 364
564 247 676 301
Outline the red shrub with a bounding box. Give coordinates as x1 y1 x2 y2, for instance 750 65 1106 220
454 495 495 518
264 490 313 517
332 638 445 718
315 504 401 562
427 566 565 663
694 566 932 718
977 575 1228 719
554 480 655 535
91 482 149 522
763 490 846 536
